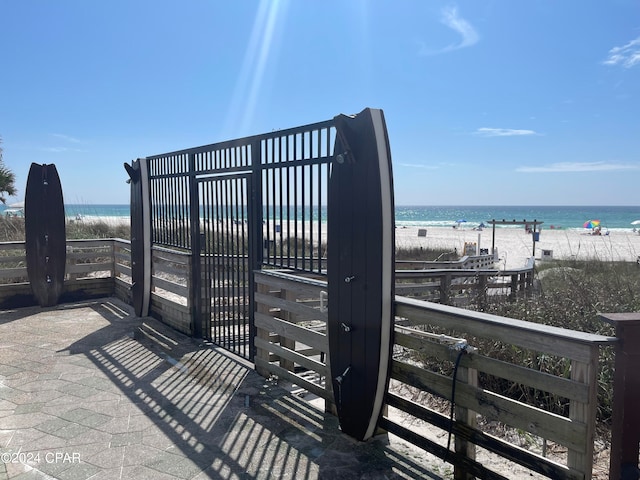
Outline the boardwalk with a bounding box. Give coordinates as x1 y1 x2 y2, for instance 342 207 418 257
0 298 440 479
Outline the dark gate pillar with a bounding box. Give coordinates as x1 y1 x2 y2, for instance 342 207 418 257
327 108 395 441
188 152 203 339
601 312 640 480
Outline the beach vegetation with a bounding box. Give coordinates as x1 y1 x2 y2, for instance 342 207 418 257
0 217 131 243
0 137 18 204
397 250 638 453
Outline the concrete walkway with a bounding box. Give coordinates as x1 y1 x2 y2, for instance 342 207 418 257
0 298 441 479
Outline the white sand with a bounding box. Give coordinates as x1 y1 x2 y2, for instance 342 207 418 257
70 215 640 269
396 226 640 269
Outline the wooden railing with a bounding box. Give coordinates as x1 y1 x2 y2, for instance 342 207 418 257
252 270 615 479
149 246 191 334
254 270 334 413
0 240 191 334
396 265 534 305
396 252 498 271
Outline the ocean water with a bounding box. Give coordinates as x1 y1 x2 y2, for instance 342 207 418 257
394 205 640 232
3 204 639 232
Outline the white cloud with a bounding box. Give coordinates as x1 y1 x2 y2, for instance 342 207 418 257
397 163 439 169
50 133 81 143
475 128 537 137
603 36 640 68
440 6 479 51
419 6 478 55
516 161 640 173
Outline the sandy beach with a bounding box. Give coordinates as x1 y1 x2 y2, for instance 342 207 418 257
74 215 640 269
396 225 640 269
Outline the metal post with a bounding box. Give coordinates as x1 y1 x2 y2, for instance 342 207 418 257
248 140 263 361
600 312 640 480
188 153 203 339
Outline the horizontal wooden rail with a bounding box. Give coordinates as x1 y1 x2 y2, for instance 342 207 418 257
254 270 332 412
387 295 615 479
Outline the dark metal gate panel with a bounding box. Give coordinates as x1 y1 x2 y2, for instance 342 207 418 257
198 173 252 358
259 123 334 274
148 153 191 250
145 119 335 361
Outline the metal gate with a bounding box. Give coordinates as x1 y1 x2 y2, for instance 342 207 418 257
198 173 252 358
145 119 334 361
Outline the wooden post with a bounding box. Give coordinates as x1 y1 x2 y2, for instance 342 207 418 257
440 273 451 304
567 345 599 478
255 281 272 378
600 312 640 480
281 288 297 372
477 274 487 310
454 361 478 480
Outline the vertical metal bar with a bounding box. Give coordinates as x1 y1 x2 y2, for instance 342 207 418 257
309 139 314 271
201 179 211 340
224 175 232 351
249 139 262 361
188 153 203 339
214 176 223 344
239 176 248 359
278 137 285 267
233 175 241 356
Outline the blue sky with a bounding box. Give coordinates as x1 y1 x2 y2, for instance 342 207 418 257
1 1 639 206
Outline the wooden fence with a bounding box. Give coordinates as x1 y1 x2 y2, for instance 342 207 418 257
396 266 534 306
0 239 191 331
254 270 334 413
252 270 616 480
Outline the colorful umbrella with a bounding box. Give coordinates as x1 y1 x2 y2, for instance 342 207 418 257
583 220 600 229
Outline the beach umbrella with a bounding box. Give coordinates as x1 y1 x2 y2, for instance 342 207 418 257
456 219 467 224
631 220 640 225
583 219 600 229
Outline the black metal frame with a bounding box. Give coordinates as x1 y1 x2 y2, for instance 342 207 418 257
145 119 335 360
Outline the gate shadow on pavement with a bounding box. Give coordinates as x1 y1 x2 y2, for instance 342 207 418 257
38 298 442 479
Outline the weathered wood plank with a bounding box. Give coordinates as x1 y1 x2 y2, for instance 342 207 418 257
395 297 615 363
384 393 582 480
567 345 599 478
66 263 112 274
255 271 327 298
378 416 510 480
153 263 188 279
255 291 328 322
254 357 331 401
255 311 328 352
67 239 113 248
254 336 328 377
394 330 590 403
391 359 587 452
0 267 28 280
115 264 131 276
152 276 188 297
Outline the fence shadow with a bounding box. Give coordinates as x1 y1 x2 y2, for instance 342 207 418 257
56 298 441 479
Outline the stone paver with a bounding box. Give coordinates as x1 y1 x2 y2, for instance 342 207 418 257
0 298 441 479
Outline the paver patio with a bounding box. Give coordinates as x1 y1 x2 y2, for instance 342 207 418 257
0 298 441 479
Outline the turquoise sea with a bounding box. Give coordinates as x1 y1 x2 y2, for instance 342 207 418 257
3 204 639 232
